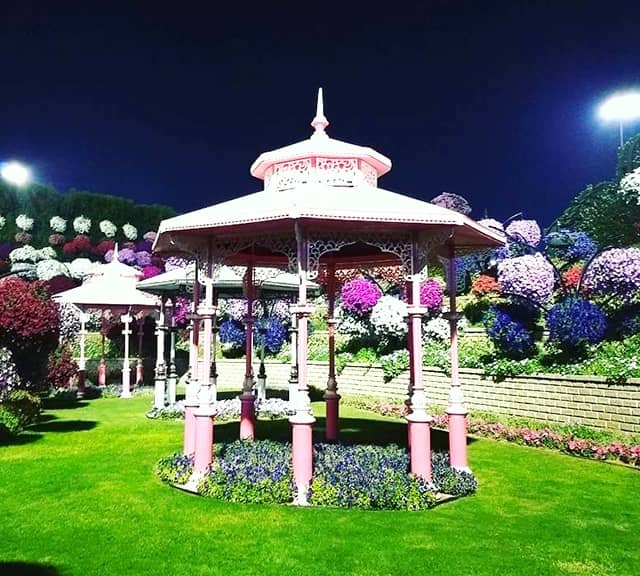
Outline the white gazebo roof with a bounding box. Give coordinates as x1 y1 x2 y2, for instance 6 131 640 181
137 264 319 295
54 250 159 309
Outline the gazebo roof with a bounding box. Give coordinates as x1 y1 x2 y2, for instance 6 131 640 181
137 264 319 295
153 90 504 263
54 252 159 309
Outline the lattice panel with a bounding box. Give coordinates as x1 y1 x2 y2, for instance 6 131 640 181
269 158 313 191
316 158 358 186
360 161 378 186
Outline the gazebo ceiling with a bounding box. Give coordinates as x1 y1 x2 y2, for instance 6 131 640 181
153 89 504 266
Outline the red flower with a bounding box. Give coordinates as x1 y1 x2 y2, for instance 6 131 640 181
471 274 500 297
562 265 582 289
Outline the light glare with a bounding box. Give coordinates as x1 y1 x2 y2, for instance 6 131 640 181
599 92 640 121
1 161 31 186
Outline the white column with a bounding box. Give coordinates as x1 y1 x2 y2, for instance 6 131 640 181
154 300 167 409
197 278 216 408
121 312 133 398
167 312 178 405
288 312 298 405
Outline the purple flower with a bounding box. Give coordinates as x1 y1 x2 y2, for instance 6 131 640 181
582 248 640 302
118 248 137 266
419 279 444 313
341 278 382 316
430 192 472 216
136 239 154 253
498 253 555 305
505 219 541 247
135 250 152 267
0 242 15 259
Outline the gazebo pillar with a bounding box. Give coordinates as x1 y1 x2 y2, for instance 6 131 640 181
290 227 316 505
210 295 218 402
97 312 108 387
193 272 216 475
167 310 178 406
240 262 256 441
154 299 167 409
445 251 469 471
136 318 145 385
77 311 89 398
183 285 200 455
405 240 432 481
288 312 298 405
324 263 340 441
120 312 133 398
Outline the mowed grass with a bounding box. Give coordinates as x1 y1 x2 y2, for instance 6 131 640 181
1 396 639 576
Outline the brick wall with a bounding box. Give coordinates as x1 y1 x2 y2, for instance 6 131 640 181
216 359 640 434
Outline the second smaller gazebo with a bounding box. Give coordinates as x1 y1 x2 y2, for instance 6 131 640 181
54 248 160 397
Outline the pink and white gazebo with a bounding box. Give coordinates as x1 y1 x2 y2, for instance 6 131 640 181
54 248 160 397
153 89 504 503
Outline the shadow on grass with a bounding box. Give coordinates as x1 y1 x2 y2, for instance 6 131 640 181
0 432 43 447
41 399 90 411
212 416 475 452
0 562 61 575
28 420 97 433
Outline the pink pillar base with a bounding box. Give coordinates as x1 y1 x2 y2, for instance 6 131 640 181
448 412 469 470
291 420 313 502
136 362 144 386
239 395 255 441
407 419 432 482
193 410 215 474
325 395 340 441
97 361 107 387
183 404 197 455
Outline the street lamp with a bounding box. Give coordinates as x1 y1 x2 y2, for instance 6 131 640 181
0 161 31 186
598 91 640 147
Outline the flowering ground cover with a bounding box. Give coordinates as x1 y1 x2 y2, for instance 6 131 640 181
0 396 638 575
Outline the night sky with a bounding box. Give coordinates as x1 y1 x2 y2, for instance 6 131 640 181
1 0 639 228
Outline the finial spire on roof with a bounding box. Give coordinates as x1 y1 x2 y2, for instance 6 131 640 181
310 87 329 136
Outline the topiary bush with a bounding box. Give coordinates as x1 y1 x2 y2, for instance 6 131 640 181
47 345 78 389
483 302 540 358
546 297 607 352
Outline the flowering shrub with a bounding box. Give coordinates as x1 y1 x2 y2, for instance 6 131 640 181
44 275 76 295
254 317 288 354
14 231 32 244
621 166 640 199
48 233 66 246
270 299 291 321
143 231 157 242
73 215 91 234
135 251 152 267
0 215 5 229
122 223 138 240
155 453 194 485
547 298 607 351
370 295 408 349
380 349 410 382
419 278 444 313
142 265 162 279
430 192 472 216
341 278 382 315
498 253 555 305
62 235 92 256
99 219 117 238
15 214 34 231
49 216 67 233
47 345 78 389
505 219 541 247
0 278 60 391
336 307 372 339
219 319 246 348
136 239 153 253
37 247 57 260
562 264 582 290
422 316 465 342
117 248 137 266
171 296 190 327
94 240 115 256
471 274 500 297
483 303 539 358
36 260 69 281
221 299 247 322
582 248 640 303
9 245 39 263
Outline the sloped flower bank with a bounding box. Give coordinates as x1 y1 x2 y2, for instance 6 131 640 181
156 441 477 511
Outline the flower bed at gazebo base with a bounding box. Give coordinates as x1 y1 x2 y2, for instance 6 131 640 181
156 441 477 511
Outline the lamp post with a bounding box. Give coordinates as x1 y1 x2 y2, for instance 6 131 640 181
598 91 640 147
1 161 31 186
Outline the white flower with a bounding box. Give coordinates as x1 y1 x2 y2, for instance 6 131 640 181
36 260 69 281
49 216 67 233
621 167 640 203
99 219 117 238
9 245 38 263
122 223 138 240
36 247 58 260
370 295 408 339
10 261 36 279
73 215 91 234
143 231 157 241
15 214 34 231
423 317 450 342
336 306 372 338
0 215 5 229
68 258 95 280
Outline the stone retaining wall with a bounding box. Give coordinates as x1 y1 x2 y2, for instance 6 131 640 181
215 359 640 434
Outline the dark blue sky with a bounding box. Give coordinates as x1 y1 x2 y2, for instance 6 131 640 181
1 0 639 227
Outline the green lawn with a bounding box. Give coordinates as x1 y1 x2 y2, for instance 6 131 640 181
1 396 638 576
